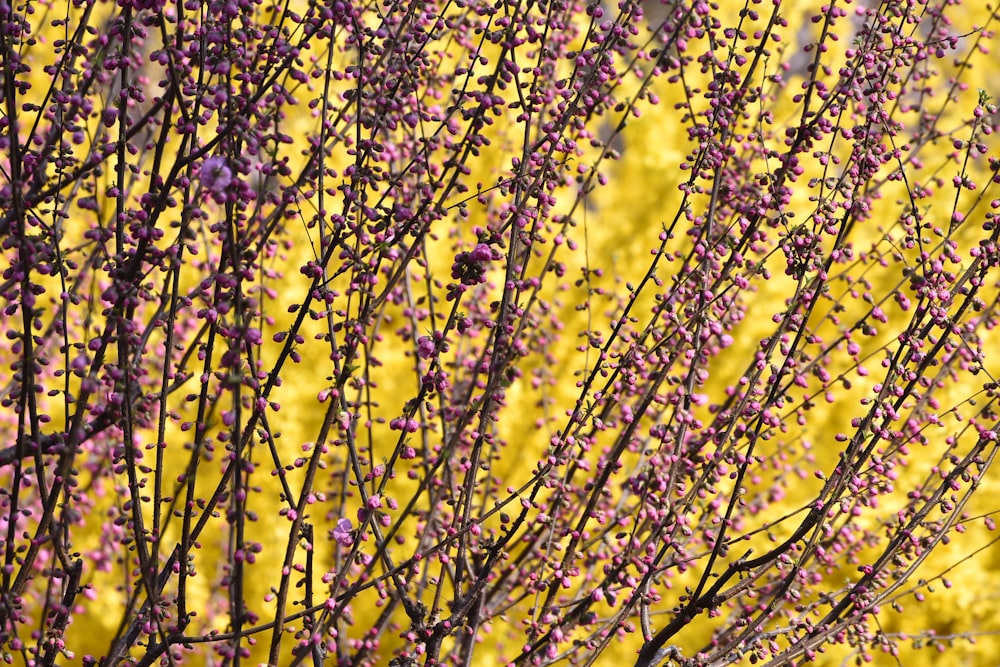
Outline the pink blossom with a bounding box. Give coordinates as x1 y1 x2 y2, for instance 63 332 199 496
332 519 354 547
199 156 233 203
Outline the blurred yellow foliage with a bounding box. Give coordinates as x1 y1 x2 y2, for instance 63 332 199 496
6 0 1000 665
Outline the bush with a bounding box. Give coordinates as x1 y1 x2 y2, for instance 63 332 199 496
1 0 999 664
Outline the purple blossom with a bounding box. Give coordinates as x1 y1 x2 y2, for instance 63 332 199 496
416 335 435 359
199 156 233 203
332 518 354 547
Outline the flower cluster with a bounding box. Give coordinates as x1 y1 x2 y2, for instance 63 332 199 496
449 243 501 296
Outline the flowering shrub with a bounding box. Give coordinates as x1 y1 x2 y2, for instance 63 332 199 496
1 0 1000 665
